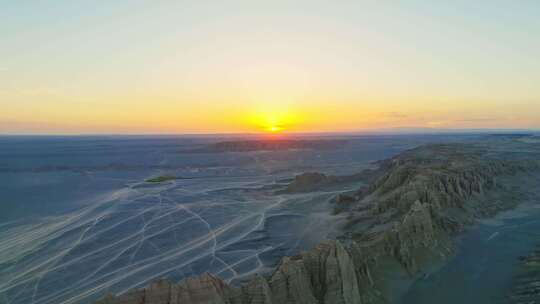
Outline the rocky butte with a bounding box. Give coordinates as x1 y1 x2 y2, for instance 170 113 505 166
96 137 540 304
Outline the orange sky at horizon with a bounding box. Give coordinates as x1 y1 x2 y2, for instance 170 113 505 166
2 95 539 134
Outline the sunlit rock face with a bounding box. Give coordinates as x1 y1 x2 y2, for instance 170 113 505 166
97 139 540 304
96 241 370 304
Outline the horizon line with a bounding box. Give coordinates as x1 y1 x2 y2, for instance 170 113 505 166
0 128 539 137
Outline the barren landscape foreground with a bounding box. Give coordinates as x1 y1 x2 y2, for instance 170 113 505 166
10 133 537 304
94 135 540 304
2 134 540 304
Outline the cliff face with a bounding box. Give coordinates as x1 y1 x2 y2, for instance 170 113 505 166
96 143 540 304
342 144 539 272
96 241 377 304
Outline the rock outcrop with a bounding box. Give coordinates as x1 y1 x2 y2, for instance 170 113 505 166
284 172 330 193
283 172 367 194
96 241 378 304
96 142 540 304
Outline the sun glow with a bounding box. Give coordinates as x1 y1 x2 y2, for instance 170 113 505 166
248 109 297 133
268 126 283 132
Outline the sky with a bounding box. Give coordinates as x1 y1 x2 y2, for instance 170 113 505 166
1 1 539 134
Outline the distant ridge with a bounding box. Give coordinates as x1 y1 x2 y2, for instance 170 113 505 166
181 139 348 153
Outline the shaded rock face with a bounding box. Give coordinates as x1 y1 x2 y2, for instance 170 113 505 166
96 143 540 304
342 144 539 272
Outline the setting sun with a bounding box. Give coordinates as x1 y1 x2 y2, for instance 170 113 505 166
268 126 283 132
247 109 299 133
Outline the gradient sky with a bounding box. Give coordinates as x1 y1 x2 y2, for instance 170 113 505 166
1 1 539 134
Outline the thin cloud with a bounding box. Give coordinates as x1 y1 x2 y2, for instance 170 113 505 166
454 118 496 123
382 112 409 119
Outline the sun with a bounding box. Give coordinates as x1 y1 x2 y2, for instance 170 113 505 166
268 125 284 132
248 110 295 133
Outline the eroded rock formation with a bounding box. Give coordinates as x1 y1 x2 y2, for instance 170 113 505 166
96 240 378 304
